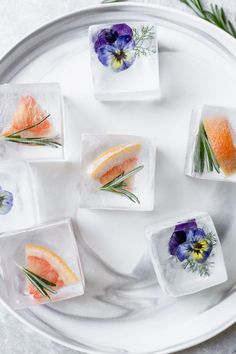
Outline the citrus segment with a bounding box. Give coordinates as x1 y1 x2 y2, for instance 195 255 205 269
100 157 138 185
2 96 52 138
25 243 78 299
90 143 141 184
203 117 236 176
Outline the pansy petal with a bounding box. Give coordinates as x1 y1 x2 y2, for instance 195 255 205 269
122 50 136 68
175 219 197 232
93 28 119 52
194 228 206 239
104 30 118 45
168 231 187 256
93 29 109 52
115 35 134 51
0 190 13 215
203 242 213 261
112 23 133 37
186 228 205 243
97 44 116 67
176 242 191 262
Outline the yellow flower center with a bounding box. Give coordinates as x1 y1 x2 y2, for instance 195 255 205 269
191 240 208 262
114 50 126 62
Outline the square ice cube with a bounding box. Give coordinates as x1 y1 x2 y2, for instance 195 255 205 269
89 22 161 101
0 83 64 161
185 105 236 182
146 212 227 297
79 134 156 211
0 219 85 309
0 160 38 233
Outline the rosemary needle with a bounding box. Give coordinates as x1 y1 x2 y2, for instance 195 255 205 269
100 165 144 204
16 263 57 299
193 122 220 174
2 114 62 148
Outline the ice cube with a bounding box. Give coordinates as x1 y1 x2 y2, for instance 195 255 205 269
146 212 227 297
89 22 161 101
0 219 85 309
0 83 64 161
79 134 156 211
185 105 236 182
0 160 38 233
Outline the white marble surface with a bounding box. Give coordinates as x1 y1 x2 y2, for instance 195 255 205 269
1 0 236 353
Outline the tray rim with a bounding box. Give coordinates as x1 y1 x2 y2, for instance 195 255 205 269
1 2 236 353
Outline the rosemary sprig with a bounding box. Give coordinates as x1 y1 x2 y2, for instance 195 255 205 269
193 122 220 174
16 263 57 299
8 114 50 137
4 135 61 148
1 114 62 148
101 0 236 39
180 0 236 38
133 26 156 57
100 165 144 204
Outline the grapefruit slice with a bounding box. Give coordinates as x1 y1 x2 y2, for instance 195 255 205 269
203 117 236 176
25 243 78 299
90 143 141 185
2 96 52 138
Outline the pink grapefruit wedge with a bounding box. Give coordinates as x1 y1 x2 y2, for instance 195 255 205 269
90 143 141 185
2 96 52 138
203 117 236 176
25 243 78 300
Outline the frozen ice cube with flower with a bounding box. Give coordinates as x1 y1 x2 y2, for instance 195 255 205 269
0 160 38 233
146 212 227 297
89 22 161 101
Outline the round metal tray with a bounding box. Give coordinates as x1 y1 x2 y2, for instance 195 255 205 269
1 3 236 353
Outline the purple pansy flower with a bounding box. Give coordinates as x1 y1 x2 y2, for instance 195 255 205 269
0 186 13 215
92 23 136 72
169 220 213 265
169 219 197 256
97 35 135 72
176 228 213 264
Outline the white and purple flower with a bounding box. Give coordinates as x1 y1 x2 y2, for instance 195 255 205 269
0 186 13 215
92 23 136 72
169 220 214 273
